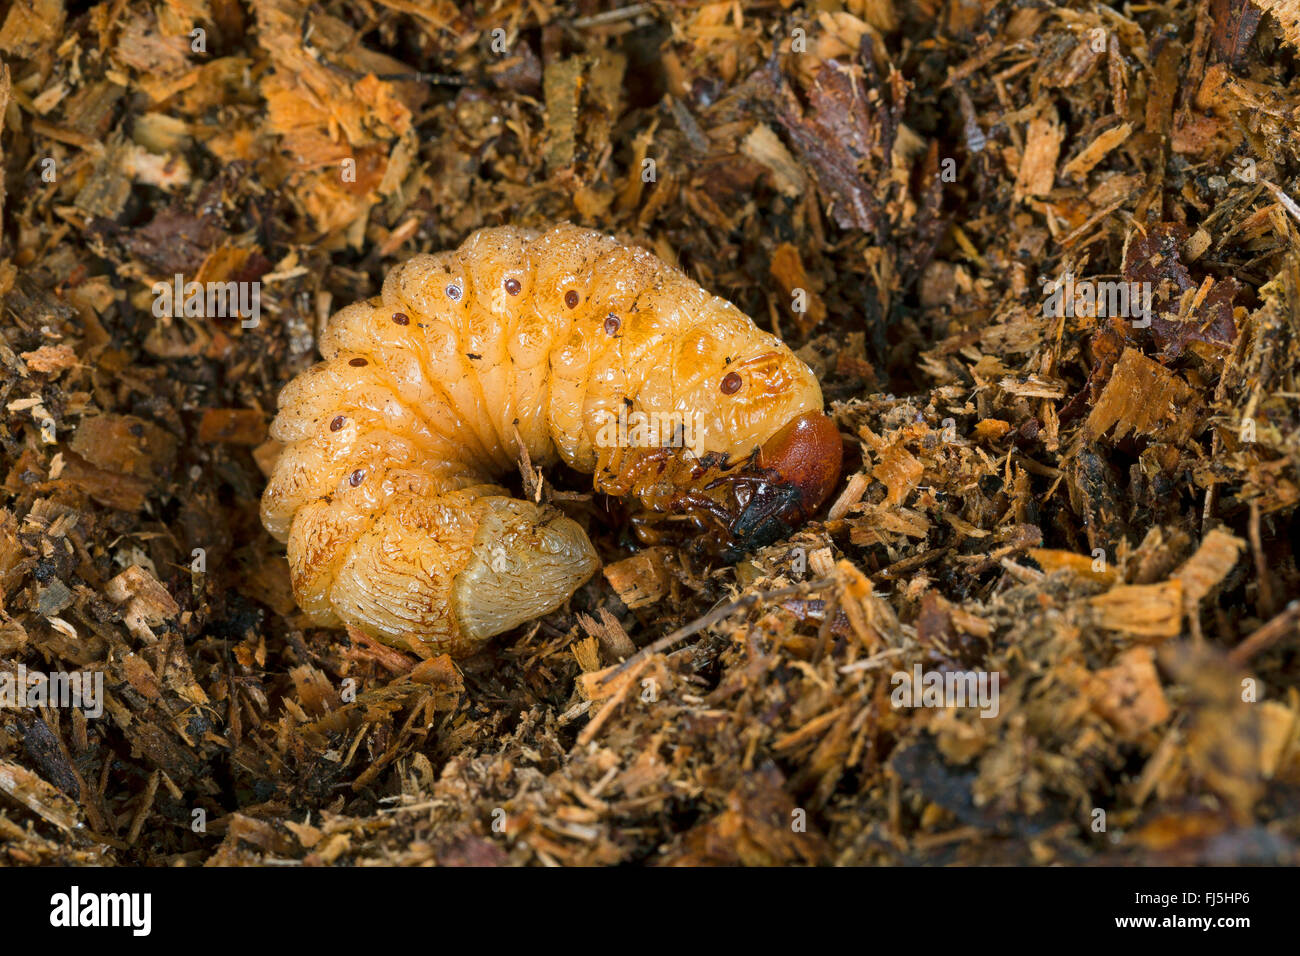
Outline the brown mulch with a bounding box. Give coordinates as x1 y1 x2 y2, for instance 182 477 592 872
0 0 1298 865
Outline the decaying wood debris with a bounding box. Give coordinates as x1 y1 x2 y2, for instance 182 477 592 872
0 0 1297 866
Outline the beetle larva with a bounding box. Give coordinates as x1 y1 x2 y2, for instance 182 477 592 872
261 224 841 657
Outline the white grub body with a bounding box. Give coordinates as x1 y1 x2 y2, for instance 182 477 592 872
261 224 824 656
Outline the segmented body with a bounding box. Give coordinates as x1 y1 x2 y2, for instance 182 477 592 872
261 224 826 657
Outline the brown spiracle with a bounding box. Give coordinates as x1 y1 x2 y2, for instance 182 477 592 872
261 225 838 658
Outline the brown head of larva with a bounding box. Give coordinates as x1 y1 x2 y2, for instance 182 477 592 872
722 410 843 558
